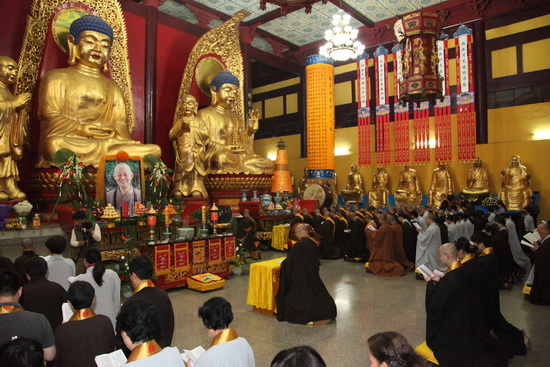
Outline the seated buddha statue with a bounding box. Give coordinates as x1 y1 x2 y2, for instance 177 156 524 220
498 155 532 211
197 71 273 175
368 166 389 207
36 15 161 168
428 163 454 208
461 157 490 202
395 165 422 206
341 164 364 202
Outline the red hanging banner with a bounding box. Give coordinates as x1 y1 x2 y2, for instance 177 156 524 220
434 35 452 164
392 43 410 166
357 56 371 167
413 101 430 164
374 45 390 166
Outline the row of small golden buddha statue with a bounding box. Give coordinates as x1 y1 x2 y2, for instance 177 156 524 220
0 15 272 202
337 156 532 211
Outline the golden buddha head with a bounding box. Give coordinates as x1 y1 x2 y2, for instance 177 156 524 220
67 15 114 70
351 164 357 172
0 56 18 86
209 71 239 109
473 157 482 167
182 94 198 116
511 155 520 166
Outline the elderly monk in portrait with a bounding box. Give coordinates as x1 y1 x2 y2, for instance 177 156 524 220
106 162 141 208
197 71 272 174
0 56 31 200
36 15 160 169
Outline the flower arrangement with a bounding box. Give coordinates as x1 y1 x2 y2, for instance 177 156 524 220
89 201 104 221
481 196 499 208
115 234 137 297
144 155 173 206
230 240 250 267
48 149 91 223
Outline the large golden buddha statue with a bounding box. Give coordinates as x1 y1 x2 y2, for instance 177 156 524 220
368 166 389 207
197 71 272 174
36 15 160 168
499 155 532 211
461 157 490 201
428 163 453 208
0 56 31 200
395 165 422 206
341 164 364 202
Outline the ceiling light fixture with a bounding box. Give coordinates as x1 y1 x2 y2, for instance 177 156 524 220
319 10 365 62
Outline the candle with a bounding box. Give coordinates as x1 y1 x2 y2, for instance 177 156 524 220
122 202 129 218
147 201 151 211
201 206 206 223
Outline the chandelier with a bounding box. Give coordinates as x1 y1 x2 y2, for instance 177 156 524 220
319 10 365 62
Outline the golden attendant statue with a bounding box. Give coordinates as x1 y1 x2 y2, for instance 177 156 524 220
428 163 453 208
170 94 210 198
0 56 31 200
461 157 490 201
395 165 422 206
36 15 160 168
197 71 272 174
498 155 532 211
341 164 364 202
368 166 389 207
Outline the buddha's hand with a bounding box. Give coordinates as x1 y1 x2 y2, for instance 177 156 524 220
14 93 32 111
75 124 114 139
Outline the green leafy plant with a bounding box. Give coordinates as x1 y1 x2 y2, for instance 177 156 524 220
144 155 173 206
230 240 250 267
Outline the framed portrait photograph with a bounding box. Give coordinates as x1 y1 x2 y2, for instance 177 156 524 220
96 152 145 209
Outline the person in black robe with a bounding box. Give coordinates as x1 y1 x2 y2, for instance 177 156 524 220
425 243 501 367
320 213 340 259
302 208 314 227
398 213 417 262
486 222 517 289
289 209 305 241
116 256 175 355
471 232 527 355
237 209 260 259
530 222 550 305
436 214 449 244
276 223 337 324
312 209 324 234
13 238 38 286
346 211 368 261
332 209 345 255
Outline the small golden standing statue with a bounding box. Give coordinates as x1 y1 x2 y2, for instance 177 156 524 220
295 167 308 198
461 157 490 201
341 164 364 202
197 71 272 174
0 56 31 200
36 15 161 168
395 165 422 206
170 95 210 198
368 166 389 207
428 163 453 208
499 155 532 211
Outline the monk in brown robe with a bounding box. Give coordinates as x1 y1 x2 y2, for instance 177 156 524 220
368 213 411 277
387 215 414 272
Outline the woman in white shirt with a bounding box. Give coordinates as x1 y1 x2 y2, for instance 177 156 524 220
74 248 120 327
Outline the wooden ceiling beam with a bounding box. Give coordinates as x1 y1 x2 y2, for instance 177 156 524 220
327 0 375 28
249 47 302 74
243 0 322 26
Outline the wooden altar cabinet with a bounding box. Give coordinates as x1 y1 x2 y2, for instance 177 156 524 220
139 235 236 290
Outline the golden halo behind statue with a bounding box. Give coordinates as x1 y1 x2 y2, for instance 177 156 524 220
195 56 226 97
52 8 90 54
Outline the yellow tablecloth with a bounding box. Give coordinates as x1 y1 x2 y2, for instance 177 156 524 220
272 225 290 251
246 257 286 311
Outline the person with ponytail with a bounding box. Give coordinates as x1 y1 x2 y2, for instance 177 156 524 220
368 331 429 367
73 248 120 327
275 223 337 325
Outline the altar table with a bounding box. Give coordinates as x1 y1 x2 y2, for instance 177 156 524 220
271 225 290 251
246 257 286 315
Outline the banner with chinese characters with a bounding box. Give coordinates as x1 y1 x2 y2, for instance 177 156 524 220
392 43 410 166
305 55 335 177
356 55 371 167
413 101 430 164
192 240 206 274
454 24 476 163
208 238 223 265
154 245 171 276
223 236 236 261
435 33 452 164
374 45 390 166
173 242 190 272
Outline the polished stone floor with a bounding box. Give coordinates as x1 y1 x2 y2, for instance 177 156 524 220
169 250 550 367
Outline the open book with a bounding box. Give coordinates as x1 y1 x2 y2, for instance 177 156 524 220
413 222 422 231
181 346 206 366
95 349 127 367
61 303 72 323
522 231 541 248
416 264 445 279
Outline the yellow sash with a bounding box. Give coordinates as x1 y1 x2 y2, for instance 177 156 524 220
69 308 96 321
211 328 238 347
447 260 462 273
127 340 161 363
133 279 155 294
461 253 475 264
355 211 365 220
326 217 335 237
340 216 348 227
0 305 23 314
478 247 494 258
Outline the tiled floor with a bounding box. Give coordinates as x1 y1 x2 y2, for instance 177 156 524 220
169 250 550 367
